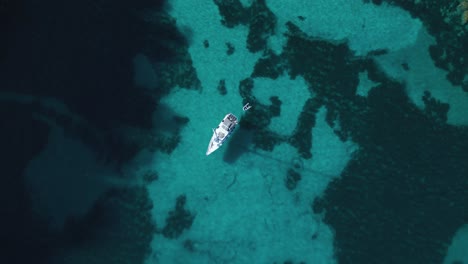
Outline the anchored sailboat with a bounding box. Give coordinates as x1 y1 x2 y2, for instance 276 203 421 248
206 103 251 155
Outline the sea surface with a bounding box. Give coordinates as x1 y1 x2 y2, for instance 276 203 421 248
1 0 467 263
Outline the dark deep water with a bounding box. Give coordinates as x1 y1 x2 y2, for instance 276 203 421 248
0 0 181 263
1 0 468 263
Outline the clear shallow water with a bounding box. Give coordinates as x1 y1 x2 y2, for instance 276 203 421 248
1 0 467 263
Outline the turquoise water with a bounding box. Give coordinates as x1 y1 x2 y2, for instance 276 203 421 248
1 0 468 263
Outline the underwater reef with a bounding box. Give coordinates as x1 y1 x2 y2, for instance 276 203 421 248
381 0 468 91
217 1 468 262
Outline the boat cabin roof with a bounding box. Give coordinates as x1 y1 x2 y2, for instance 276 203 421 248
222 114 237 130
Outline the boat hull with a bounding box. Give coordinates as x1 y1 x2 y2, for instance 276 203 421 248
206 133 221 155
206 113 237 155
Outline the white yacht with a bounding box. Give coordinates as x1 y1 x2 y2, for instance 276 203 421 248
206 103 251 156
